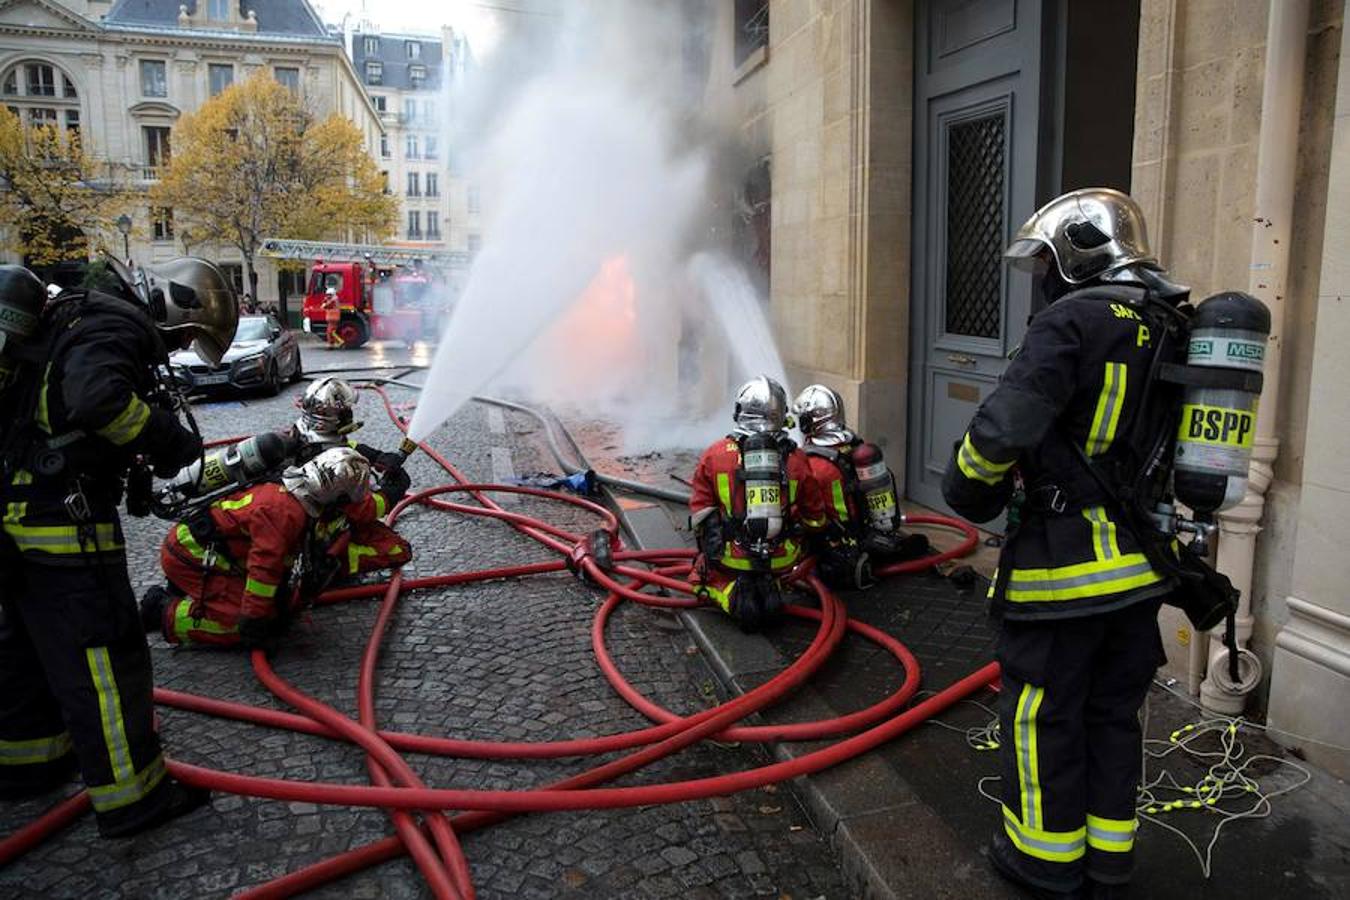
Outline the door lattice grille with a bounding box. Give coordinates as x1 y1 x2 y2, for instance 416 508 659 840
944 112 1006 339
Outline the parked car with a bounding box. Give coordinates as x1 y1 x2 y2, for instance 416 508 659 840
168 314 303 397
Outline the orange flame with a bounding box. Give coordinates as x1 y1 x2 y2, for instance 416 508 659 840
533 256 640 395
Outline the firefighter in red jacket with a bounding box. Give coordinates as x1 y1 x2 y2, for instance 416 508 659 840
688 376 826 630
141 447 411 648
792 384 930 588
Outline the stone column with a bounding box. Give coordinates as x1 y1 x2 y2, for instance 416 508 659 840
1265 18 1350 780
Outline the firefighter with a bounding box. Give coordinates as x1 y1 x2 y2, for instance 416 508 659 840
792 384 930 588
143 447 411 649
688 376 826 631
0 257 237 837
942 189 1191 898
323 286 343 349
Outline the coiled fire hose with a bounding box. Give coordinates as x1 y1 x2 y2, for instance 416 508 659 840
0 385 996 900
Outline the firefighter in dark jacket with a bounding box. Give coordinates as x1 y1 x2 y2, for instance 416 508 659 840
942 190 1187 898
0 257 237 838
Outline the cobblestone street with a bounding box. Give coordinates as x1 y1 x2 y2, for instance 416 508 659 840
0 338 846 900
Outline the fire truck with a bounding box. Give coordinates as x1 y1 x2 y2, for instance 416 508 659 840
260 238 469 348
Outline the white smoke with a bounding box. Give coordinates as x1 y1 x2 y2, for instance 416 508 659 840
409 1 785 446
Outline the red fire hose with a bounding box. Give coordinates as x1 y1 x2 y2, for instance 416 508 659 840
0 386 998 899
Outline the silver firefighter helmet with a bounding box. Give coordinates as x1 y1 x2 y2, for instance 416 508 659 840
295 376 360 444
103 254 240 365
1004 188 1157 285
793 384 854 447
281 446 371 516
732 375 788 435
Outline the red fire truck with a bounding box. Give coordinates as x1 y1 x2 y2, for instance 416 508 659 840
260 238 468 348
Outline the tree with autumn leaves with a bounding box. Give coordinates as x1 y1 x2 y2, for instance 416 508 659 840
152 72 397 314
0 109 124 267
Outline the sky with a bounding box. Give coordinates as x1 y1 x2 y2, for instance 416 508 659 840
312 0 508 55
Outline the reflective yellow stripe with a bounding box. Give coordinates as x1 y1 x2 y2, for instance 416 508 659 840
719 538 801 572
1002 806 1086 863
696 580 735 612
348 543 378 574
85 647 134 785
88 753 167 813
830 480 850 522
36 365 51 434
174 523 230 571
95 395 152 446
788 479 798 504
1086 814 1137 853
4 522 121 555
716 472 733 515
11 469 32 485
1086 362 1127 456
374 493 389 518
216 493 254 511
1006 553 1163 603
1081 506 1120 562
170 600 236 640
4 501 27 525
957 433 1013 486
245 577 278 598
1014 684 1046 828
0 732 73 765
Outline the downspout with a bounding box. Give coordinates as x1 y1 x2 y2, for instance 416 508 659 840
1199 0 1311 714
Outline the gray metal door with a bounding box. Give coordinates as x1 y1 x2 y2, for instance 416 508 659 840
906 0 1054 514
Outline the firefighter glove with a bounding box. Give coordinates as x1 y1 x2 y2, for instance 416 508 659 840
378 463 411 506
143 407 203 477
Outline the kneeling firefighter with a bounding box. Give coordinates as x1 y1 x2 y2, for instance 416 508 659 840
144 447 412 649
688 376 826 631
156 375 415 531
942 189 1266 898
793 384 930 588
0 257 237 837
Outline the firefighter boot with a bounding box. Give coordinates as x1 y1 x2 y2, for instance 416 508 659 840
989 832 1088 900
139 586 172 634
98 779 212 839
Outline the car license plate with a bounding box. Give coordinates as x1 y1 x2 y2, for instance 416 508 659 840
196 372 230 386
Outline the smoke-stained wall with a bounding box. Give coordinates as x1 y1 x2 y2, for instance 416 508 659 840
707 0 916 463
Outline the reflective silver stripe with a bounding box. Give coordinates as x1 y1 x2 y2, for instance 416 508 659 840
1009 558 1156 594
1003 807 1087 862
1086 362 1127 455
0 732 73 765
957 434 1012 485
1083 507 1116 561
1015 685 1045 828
88 754 168 813
1086 816 1136 852
86 647 134 784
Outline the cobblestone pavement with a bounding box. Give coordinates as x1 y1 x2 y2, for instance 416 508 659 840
0 338 846 900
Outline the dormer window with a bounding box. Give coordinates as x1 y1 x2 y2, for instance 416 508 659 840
409 65 426 89
208 0 231 21
364 36 379 56
365 61 383 86
406 41 421 60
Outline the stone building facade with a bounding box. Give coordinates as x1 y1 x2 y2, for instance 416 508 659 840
0 0 383 307
347 24 481 256
707 0 1348 775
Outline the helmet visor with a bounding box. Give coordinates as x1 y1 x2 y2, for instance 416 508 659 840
1005 238 1050 272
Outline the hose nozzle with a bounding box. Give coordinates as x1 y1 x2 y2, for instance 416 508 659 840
398 437 418 461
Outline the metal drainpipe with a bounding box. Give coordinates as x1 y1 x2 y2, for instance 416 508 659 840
1199 0 1312 714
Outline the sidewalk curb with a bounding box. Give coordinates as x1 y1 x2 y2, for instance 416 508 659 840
606 496 1013 900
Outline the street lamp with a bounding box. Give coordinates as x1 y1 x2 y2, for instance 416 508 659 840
115 213 132 264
